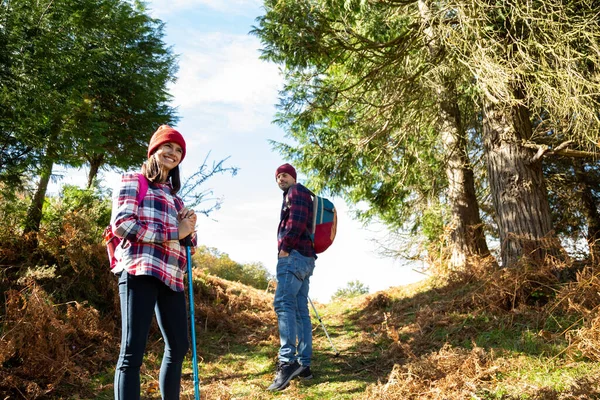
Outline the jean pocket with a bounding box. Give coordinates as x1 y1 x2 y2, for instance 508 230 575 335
293 266 307 281
277 255 293 271
293 257 312 281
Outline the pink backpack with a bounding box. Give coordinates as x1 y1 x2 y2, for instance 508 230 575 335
102 174 148 270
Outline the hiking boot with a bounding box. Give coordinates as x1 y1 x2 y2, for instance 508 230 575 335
267 361 302 391
298 366 313 380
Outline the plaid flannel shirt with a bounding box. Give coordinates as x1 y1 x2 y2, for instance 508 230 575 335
111 172 196 292
278 183 316 258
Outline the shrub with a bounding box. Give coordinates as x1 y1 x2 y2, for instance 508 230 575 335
36 184 115 307
0 281 117 399
193 246 273 290
0 183 117 310
332 280 370 301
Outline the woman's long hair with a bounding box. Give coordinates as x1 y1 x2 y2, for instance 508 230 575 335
141 154 181 194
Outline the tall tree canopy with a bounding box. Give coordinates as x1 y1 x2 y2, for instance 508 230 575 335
0 0 178 233
255 0 600 269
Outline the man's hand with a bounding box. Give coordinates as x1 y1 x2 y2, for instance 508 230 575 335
278 250 290 258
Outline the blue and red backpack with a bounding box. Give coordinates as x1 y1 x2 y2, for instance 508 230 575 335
307 189 337 254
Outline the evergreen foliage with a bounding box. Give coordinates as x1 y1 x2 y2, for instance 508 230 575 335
254 0 600 269
0 0 178 232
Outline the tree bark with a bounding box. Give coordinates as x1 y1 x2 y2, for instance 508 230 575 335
24 123 60 237
87 154 104 188
573 160 600 260
439 88 491 268
482 97 561 267
24 157 53 235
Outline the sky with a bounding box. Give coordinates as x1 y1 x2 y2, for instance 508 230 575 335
54 0 426 302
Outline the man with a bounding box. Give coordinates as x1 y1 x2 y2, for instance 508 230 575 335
267 163 316 391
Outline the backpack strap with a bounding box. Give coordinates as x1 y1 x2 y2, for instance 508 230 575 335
295 184 317 241
136 173 149 205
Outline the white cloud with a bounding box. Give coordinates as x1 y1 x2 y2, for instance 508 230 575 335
172 33 281 108
168 32 282 134
148 0 262 17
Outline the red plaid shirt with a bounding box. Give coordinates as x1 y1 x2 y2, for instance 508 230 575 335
111 173 196 292
278 183 316 258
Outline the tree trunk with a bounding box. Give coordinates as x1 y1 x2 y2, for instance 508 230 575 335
419 0 491 269
87 154 104 188
24 123 60 237
439 90 491 268
482 97 561 267
573 160 600 260
24 157 53 235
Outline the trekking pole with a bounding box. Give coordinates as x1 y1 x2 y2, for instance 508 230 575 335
308 296 340 357
184 236 200 400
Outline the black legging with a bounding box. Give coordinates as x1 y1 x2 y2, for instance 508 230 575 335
114 272 190 400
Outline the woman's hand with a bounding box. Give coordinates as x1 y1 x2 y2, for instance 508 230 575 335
178 207 196 221
178 208 197 239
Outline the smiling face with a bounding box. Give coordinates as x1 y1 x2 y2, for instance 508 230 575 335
154 142 183 172
276 172 296 192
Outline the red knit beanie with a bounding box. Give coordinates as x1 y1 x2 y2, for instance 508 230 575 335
275 163 297 181
147 125 186 161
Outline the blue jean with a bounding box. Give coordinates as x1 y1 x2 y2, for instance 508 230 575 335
114 272 189 400
273 249 315 366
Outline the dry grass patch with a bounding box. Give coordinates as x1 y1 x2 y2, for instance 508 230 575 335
363 344 496 399
0 281 116 399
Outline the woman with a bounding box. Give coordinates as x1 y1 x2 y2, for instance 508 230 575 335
111 125 197 399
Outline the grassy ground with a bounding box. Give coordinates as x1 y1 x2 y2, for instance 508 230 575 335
85 271 600 399
90 295 386 399
6 264 600 399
